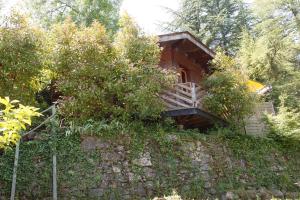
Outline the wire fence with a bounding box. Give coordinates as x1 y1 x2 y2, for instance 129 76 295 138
9 104 57 200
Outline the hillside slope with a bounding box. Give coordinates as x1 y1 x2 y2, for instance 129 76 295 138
0 129 299 199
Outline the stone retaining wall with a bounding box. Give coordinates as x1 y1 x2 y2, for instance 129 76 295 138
2 133 298 199
79 135 299 200
81 136 215 199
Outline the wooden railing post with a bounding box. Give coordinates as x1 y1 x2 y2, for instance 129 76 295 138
191 82 197 107
161 82 205 110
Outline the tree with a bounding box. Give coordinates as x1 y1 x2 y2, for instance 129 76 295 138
27 0 122 31
253 0 300 37
52 15 175 123
238 0 300 111
237 0 300 139
0 97 41 150
165 0 253 54
203 50 256 128
113 14 176 120
238 28 296 84
0 13 51 105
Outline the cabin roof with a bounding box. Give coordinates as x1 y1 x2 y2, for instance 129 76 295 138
158 31 215 59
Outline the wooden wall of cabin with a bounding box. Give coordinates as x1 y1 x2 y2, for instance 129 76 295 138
159 44 207 84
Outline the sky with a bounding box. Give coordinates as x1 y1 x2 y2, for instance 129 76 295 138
2 0 253 34
1 0 179 34
120 0 179 34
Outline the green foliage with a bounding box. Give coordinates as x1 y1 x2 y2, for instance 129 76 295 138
238 0 300 137
271 72 300 111
0 97 41 150
0 115 200 199
266 95 300 141
0 126 101 198
203 51 256 127
253 0 300 36
0 122 299 199
210 131 300 193
238 27 297 84
115 14 161 66
113 14 175 120
51 19 114 121
238 0 300 107
27 0 122 31
0 12 175 128
0 13 51 105
52 15 175 123
166 0 253 54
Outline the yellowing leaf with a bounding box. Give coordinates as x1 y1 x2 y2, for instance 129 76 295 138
0 97 41 150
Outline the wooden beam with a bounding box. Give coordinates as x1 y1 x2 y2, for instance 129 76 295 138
162 108 227 128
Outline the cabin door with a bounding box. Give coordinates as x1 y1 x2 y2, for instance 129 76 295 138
179 68 188 83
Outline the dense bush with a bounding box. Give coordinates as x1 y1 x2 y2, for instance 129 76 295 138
203 51 257 128
266 95 300 141
0 12 175 125
0 13 51 105
52 15 175 123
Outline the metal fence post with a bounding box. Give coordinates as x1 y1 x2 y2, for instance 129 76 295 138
51 106 57 200
52 153 57 200
9 105 58 200
10 141 20 200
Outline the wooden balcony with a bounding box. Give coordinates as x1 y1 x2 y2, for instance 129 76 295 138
161 82 206 110
160 82 226 129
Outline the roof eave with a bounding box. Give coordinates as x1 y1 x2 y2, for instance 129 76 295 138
158 31 215 58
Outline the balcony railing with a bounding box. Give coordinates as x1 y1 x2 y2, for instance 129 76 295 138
160 82 207 111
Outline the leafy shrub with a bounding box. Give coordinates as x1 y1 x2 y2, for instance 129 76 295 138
266 95 300 141
52 15 175 123
0 13 51 105
203 50 257 128
0 97 41 150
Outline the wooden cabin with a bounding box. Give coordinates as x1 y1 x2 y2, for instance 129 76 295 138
158 32 226 129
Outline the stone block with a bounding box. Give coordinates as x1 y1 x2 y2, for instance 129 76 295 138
225 191 234 200
112 166 121 173
258 187 272 200
133 152 152 167
81 136 110 151
271 189 284 198
89 188 104 197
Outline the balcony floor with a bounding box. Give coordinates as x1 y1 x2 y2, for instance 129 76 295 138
163 108 227 129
